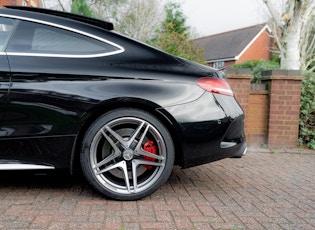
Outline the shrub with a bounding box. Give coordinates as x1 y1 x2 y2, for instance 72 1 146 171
233 60 279 83
299 72 315 149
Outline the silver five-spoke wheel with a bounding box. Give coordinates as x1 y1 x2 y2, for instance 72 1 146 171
80 108 174 200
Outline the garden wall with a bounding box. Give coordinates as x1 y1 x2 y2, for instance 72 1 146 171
226 68 303 149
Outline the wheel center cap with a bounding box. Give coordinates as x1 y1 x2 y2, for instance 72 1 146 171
123 149 134 161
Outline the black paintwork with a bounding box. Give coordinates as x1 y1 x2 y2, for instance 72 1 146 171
0 7 246 170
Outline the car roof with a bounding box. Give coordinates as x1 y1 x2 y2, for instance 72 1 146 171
3 6 114 31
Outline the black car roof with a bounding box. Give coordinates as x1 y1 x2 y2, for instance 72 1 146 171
4 6 114 31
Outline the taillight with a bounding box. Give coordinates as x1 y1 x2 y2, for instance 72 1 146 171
197 78 234 97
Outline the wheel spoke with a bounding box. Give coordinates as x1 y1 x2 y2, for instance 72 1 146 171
136 123 150 148
135 159 164 167
96 161 121 174
96 161 131 193
100 129 120 153
132 159 164 193
126 120 145 147
104 120 145 149
93 152 117 170
137 148 164 160
132 160 139 193
133 124 164 160
93 130 122 170
104 125 127 148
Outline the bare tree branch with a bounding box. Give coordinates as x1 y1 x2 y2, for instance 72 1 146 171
88 0 163 42
263 0 283 26
56 0 67 11
263 0 315 71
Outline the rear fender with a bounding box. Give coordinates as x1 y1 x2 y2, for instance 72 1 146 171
70 97 183 174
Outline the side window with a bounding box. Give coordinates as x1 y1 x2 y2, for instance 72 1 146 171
7 20 119 55
0 17 18 52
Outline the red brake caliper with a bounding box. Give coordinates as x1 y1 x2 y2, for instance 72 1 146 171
143 141 157 170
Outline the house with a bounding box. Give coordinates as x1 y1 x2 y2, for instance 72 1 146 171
0 0 44 8
194 24 273 68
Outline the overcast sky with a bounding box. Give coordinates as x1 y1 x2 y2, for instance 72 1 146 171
45 0 271 37
180 0 270 36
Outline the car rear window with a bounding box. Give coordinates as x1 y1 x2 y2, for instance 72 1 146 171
0 17 18 51
6 20 119 56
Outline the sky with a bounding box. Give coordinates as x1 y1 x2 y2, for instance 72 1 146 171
45 0 271 38
180 0 270 37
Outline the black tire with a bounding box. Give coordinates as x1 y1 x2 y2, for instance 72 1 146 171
80 108 175 200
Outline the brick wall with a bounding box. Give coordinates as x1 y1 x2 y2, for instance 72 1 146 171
0 0 14 6
261 70 303 148
247 91 268 146
227 68 303 149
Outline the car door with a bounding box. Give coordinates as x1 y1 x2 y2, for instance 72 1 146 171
1 18 123 167
0 55 11 137
0 17 17 137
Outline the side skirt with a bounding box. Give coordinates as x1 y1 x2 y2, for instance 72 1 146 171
0 161 55 170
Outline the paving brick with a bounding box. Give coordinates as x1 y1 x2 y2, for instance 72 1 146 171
0 150 314 229
192 222 212 230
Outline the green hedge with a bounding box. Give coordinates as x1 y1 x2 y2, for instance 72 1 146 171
299 72 315 149
232 60 279 83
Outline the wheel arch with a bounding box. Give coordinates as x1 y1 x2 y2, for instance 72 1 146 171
70 97 183 174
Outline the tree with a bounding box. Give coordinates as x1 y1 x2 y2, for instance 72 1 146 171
47 0 70 11
163 2 189 36
89 0 163 42
114 0 164 42
89 0 126 24
49 0 164 42
71 0 94 17
263 1 315 150
150 2 205 64
263 0 315 71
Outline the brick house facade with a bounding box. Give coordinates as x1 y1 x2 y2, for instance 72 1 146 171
195 24 273 68
0 0 44 8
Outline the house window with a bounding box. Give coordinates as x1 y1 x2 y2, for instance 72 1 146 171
213 61 224 69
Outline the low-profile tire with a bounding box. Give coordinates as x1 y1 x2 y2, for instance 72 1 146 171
80 108 175 200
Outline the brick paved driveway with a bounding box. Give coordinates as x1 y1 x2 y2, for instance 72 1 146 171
0 148 314 229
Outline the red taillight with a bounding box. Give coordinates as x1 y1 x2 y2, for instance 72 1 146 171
197 78 234 97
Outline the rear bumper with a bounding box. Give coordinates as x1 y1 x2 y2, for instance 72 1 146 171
164 92 246 168
232 145 247 158
180 132 247 168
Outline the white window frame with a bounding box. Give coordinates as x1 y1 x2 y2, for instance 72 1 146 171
213 61 224 69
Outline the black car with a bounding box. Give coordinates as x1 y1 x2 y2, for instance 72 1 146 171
0 6 246 200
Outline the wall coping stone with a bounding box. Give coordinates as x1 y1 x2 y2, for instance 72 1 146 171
262 69 302 76
226 67 252 76
261 75 304 81
261 69 303 81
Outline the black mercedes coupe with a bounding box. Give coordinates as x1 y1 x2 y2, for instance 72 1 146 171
0 6 246 200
